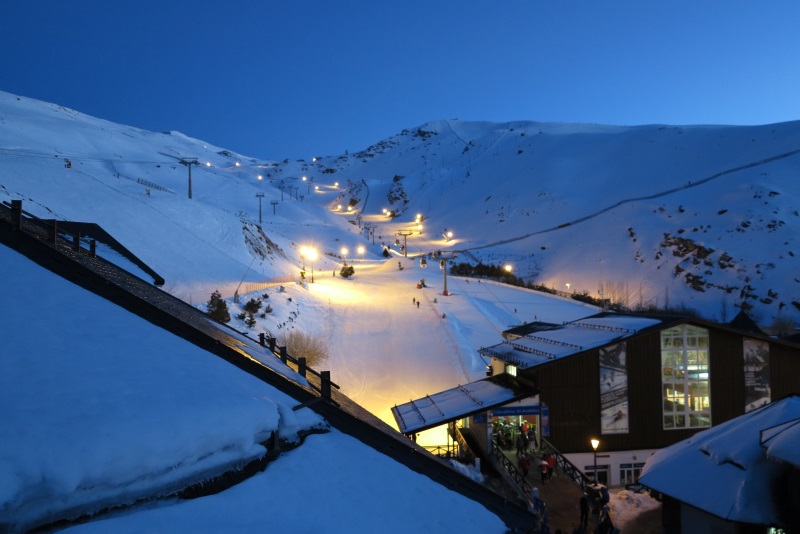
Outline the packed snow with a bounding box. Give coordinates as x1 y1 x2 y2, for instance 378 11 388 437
0 244 511 532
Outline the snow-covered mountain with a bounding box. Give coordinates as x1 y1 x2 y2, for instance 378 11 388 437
6 89 795 531
2 90 799 328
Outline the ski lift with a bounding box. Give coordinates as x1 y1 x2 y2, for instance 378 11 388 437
420 258 427 268
64 158 72 168
439 259 445 270
394 238 400 246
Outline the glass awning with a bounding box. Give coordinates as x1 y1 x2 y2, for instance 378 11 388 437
391 374 537 435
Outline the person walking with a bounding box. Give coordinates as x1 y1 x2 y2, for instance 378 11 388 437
539 457 549 483
518 453 530 478
528 426 538 452
579 490 589 530
547 453 556 481
598 503 614 534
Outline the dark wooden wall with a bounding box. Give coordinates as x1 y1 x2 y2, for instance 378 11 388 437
526 324 800 454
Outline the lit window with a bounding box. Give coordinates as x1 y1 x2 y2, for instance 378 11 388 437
661 325 711 430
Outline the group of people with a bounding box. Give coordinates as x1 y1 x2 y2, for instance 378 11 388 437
539 452 556 483
578 485 615 533
495 418 537 453
498 419 544 483
516 447 555 485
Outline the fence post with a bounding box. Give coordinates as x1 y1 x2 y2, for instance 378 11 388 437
50 219 58 244
298 356 307 377
321 371 331 399
11 200 22 230
72 232 80 251
269 337 276 353
279 346 288 365
90 239 96 256
258 332 265 346
267 429 281 460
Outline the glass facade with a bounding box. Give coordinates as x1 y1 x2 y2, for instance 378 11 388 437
661 325 711 429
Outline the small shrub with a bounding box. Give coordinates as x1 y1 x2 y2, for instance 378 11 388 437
340 265 355 278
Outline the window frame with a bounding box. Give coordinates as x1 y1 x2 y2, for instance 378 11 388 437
660 325 711 430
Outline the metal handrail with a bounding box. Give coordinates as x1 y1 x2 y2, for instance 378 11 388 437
449 422 474 464
540 438 592 490
491 435 533 495
421 444 459 459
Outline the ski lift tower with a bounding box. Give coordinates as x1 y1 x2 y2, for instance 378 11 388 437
440 252 456 296
179 158 200 199
396 230 414 258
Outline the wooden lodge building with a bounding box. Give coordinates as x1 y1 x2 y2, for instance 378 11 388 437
392 311 800 487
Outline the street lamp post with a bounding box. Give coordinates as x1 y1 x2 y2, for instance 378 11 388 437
591 438 600 485
357 245 365 262
341 247 348 267
307 248 317 283
440 257 450 296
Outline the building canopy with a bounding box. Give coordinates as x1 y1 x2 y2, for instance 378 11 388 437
391 374 537 435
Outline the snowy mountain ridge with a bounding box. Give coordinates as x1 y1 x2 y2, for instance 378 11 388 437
1 90 799 328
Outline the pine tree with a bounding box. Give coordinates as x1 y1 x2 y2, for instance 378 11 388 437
244 298 263 315
206 290 231 323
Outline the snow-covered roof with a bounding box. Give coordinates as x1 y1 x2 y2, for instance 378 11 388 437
639 396 800 526
482 314 664 370
761 416 800 468
391 374 536 435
